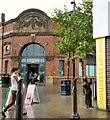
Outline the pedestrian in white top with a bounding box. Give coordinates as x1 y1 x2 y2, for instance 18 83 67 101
2 67 20 117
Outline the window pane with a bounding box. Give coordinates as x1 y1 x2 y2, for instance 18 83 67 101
34 44 40 56
22 48 27 56
26 58 45 63
39 64 45 71
27 44 34 56
86 65 89 76
86 65 96 77
39 64 45 83
79 62 82 76
59 60 64 76
27 58 39 63
21 58 27 62
40 47 46 56
20 64 27 79
40 58 45 62
90 65 95 76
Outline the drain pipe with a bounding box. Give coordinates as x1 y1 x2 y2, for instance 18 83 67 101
1 13 5 74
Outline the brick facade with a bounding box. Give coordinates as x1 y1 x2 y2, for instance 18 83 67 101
0 9 93 85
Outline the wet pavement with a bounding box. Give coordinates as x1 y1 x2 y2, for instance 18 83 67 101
0 83 109 119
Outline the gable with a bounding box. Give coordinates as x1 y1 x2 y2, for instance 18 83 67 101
16 9 50 32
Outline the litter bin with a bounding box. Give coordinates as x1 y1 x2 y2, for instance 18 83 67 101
1 74 10 87
61 80 71 96
93 81 97 100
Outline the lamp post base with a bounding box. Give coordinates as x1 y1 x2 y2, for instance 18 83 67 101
71 113 80 120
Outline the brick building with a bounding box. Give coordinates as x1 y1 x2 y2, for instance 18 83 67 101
0 9 96 85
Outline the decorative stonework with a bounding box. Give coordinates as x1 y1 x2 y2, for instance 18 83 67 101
17 11 49 32
30 34 36 42
4 42 11 55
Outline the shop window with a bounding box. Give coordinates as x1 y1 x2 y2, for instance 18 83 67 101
86 65 96 76
86 54 96 77
5 60 8 73
59 60 64 76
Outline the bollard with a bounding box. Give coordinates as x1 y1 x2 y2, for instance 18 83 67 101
16 79 23 119
71 77 80 120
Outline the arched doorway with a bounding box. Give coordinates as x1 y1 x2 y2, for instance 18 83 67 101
20 43 46 85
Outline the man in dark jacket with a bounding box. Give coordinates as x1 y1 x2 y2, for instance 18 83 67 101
83 77 93 108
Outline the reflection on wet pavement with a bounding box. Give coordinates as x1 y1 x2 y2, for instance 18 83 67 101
0 83 109 119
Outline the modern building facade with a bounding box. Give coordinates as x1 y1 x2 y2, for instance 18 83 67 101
0 9 96 85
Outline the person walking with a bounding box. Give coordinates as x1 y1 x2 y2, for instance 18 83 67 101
83 77 93 108
2 67 27 117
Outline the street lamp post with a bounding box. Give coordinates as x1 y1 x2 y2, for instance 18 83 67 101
71 77 80 120
71 0 80 119
71 0 76 12
16 78 23 118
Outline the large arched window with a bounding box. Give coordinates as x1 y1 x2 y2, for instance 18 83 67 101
20 44 46 85
21 44 46 63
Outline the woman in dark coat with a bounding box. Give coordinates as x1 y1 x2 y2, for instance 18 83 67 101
83 77 93 108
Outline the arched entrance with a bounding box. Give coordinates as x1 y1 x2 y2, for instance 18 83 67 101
20 43 46 85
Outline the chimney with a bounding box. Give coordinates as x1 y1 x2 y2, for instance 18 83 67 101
1 13 5 25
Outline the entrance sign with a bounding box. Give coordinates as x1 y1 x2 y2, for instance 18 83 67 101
25 85 40 105
3 87 12 108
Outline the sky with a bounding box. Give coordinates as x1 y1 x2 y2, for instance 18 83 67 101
0 0 82 21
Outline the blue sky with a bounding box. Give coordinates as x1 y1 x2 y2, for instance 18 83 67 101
0 0 82 21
